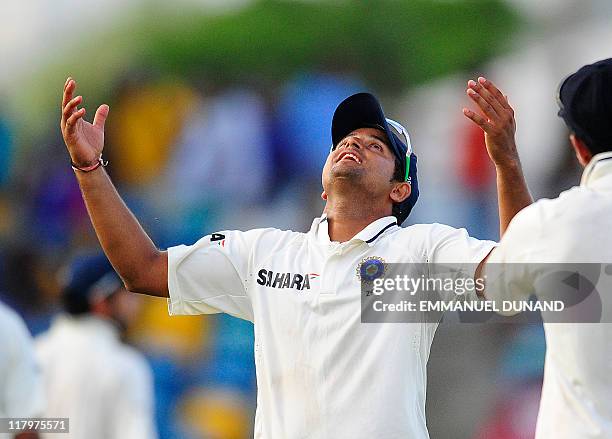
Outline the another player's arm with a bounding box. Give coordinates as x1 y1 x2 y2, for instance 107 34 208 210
60 78 168 297
463 77 533 237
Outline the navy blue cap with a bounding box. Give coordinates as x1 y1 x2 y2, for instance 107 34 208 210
331 92 419 224
558 58 612 152
62 253 122 314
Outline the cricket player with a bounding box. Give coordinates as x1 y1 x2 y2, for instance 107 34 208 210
60 76 531 438
35 254 157 439
0 300 44 439
482 59 612 438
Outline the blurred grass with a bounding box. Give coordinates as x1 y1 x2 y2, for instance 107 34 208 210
142 0 520 86
14 0 520 146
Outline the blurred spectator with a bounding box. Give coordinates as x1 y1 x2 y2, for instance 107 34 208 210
0 300 45 438
474 383 542 439
199 314 256 395
164 87 273 207
0 112 14 187
29 164 87 250
397 75 499 238
274 72 362 182
457 106 498 239
129 296 210 361
0 245 57 334
107 79 197 187
473 326 545 439
35 253 157 439
179 388 252 439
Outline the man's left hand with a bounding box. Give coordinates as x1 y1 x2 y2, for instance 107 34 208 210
463 77 518 168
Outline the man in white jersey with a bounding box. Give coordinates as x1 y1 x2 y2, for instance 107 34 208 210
59 75 531 437
35 254 157 439
483 59 612 439
0 300 44 439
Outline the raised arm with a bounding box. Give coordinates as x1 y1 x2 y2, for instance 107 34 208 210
463 77 532 238
60 78 168 297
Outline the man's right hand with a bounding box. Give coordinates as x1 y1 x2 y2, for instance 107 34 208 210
59 77 169 297
60 77 110 168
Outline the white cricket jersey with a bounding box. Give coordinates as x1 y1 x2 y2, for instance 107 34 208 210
486 152 612 439
0 301 44 419
35 315 157 439
168 215 495 438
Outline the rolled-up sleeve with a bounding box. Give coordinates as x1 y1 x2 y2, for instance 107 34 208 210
167 230 261 321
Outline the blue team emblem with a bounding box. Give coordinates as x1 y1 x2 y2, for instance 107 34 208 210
356 256 386 282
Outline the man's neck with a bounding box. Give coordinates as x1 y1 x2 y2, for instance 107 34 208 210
324 197 391 242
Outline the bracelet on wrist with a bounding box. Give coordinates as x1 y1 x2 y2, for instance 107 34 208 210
71 155 108 172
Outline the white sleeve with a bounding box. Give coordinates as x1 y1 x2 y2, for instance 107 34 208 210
426 223 497 301
167 228 271 321
484 204 546 308
2 310 45 418
110 352 157 439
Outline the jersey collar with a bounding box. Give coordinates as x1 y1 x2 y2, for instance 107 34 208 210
311 214 398 246
580 151 612 189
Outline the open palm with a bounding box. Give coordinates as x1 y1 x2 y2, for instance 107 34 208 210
463 76 518 168
60 77 109 167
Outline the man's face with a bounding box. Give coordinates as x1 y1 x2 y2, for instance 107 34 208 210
322 127 398 199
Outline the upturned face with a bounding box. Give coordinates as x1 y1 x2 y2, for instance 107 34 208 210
322 127 405 204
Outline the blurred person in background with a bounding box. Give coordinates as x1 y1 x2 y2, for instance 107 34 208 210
164 87 272 206
35 253 157 439
473 325 546 439
0 300 44 439
0 110 14 188
482 58 612 438
59 74 531 438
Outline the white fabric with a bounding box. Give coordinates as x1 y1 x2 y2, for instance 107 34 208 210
168 216 495 438
35 315 157 439
0 301 45 419
486 151 612 439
